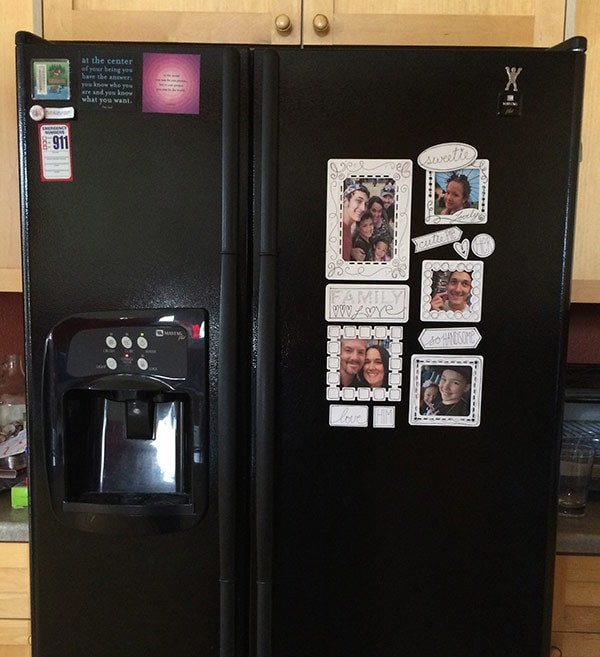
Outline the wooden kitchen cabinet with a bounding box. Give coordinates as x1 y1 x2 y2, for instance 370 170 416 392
0 3 37 293
302 0 565 47
43 0 566 48
0 543 31 657
552 554 600 657
571 0 600 303
42 0 303 45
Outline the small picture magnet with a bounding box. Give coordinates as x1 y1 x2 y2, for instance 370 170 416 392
32 60 70 100
409 354 483 427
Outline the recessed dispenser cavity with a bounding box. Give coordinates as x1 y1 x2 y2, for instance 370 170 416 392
43 309 209 535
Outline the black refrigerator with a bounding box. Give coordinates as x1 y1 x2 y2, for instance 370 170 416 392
15 31 585 657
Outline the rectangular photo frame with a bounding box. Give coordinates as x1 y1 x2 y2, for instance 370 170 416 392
408 354 483 427
326 324 403 402
420 260 484 323
325 284 410 324
425 160 489 224
325 158 412 281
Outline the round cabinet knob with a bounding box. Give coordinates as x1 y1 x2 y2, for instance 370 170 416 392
275 14 292 33
312 14 329 33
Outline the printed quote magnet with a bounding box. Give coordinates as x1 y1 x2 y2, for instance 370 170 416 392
325 159 412 281
81 54 135 109
143 53 200 114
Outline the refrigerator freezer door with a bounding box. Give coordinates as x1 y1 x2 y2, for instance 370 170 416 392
17 35 251 657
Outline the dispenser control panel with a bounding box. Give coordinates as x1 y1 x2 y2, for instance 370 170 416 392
66 324 193 378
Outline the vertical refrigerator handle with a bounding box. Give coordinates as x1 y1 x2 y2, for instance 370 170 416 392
219 47 242 657
255 48 279 657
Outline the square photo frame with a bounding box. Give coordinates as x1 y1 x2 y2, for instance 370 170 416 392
325 159 412 281
326 324 403 402
425 160 489 224
408 354 483 427
420 260 484 323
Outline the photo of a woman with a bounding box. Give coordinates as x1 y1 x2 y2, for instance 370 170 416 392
361 344 390 389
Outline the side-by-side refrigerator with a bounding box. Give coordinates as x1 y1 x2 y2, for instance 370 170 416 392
15 32 585 657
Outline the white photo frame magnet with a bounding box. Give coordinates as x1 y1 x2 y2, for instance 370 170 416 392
420 260 484 323
409 354 483 427
325 158 412 281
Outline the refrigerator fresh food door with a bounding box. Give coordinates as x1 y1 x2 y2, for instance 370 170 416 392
253 43 585 657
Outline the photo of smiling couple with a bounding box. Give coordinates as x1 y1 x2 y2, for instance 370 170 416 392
338 337 390 389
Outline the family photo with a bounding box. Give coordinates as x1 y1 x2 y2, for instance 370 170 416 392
326 159 412 281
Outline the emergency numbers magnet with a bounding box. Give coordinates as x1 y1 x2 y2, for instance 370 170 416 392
38 123 73 182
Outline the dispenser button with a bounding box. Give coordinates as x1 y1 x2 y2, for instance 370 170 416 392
105 336 117 349
137 357 149 371
106 357 118 370
137 336 148 349
121 336 133 349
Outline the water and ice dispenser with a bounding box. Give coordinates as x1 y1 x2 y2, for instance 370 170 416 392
43 309 208 534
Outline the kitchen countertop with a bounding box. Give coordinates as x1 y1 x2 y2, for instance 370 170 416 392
556 492 600 554
0 487 28 542
0 487 599 552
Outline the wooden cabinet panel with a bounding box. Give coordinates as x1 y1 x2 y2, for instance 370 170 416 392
551 631 600 657
0 544 30 657
552 555 600 657
0 621 31 657
0 4 36 293
571 0 600 302
43 0 302 45
302 0 566 47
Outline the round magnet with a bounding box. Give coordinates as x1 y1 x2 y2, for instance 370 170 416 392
29 105 45 121
472 233 496 258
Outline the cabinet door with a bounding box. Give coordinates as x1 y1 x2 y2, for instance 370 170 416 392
571 0 600 302
0 543 30 657
0 5 35 292
302 0 566 47
552 555 600 657
43 0 302 45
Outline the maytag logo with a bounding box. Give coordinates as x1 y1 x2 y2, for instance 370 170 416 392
155 329 184 339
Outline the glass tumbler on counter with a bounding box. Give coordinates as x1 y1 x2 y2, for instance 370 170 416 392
558 440 595 517
0 354 26 440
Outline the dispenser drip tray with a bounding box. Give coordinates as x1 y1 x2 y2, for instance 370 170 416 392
78 492 190 506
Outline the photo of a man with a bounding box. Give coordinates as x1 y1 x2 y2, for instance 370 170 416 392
430 270 472 312
420 260 483 323
342 183 370 261
339 338 367 387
